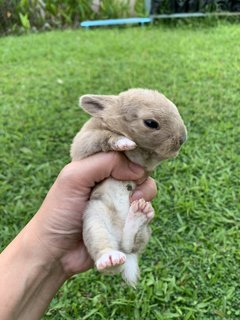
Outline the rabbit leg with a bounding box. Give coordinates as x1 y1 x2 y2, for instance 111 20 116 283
83 201 126 272
121 199 154 253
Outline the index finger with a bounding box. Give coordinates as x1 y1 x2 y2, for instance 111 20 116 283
65 152 146 190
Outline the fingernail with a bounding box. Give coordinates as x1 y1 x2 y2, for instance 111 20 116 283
131 191 143 202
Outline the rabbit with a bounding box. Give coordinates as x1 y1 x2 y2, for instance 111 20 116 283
70 88 187 287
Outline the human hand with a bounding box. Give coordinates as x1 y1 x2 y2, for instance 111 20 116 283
28 152 157 279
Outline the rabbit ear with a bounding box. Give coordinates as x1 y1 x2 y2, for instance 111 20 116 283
79 94 118 117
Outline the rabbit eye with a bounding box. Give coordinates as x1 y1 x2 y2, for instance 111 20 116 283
143 119 160 130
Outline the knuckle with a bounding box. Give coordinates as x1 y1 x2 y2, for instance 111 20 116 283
58 162 77 183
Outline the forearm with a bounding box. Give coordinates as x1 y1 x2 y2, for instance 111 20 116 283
0 221 66 320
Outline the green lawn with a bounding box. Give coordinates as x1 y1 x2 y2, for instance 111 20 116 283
0 22 240 319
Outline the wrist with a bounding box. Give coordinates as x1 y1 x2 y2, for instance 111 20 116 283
21 217 67 276
0 221 67 320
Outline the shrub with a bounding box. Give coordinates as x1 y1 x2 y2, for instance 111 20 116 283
0 0 94 34
0 0 239 35
0 0 146 35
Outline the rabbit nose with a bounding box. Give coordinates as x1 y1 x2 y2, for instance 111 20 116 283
179 134 187 145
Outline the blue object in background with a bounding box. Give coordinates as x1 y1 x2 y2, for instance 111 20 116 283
80 17 152 28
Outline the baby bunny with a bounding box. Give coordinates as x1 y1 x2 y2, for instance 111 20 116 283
70 88 187 287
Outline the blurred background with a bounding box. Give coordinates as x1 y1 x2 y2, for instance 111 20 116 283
0 0 240 35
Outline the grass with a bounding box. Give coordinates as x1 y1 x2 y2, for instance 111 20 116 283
0 22 240 319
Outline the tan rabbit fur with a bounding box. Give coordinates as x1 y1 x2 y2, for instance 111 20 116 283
70 88 187 287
